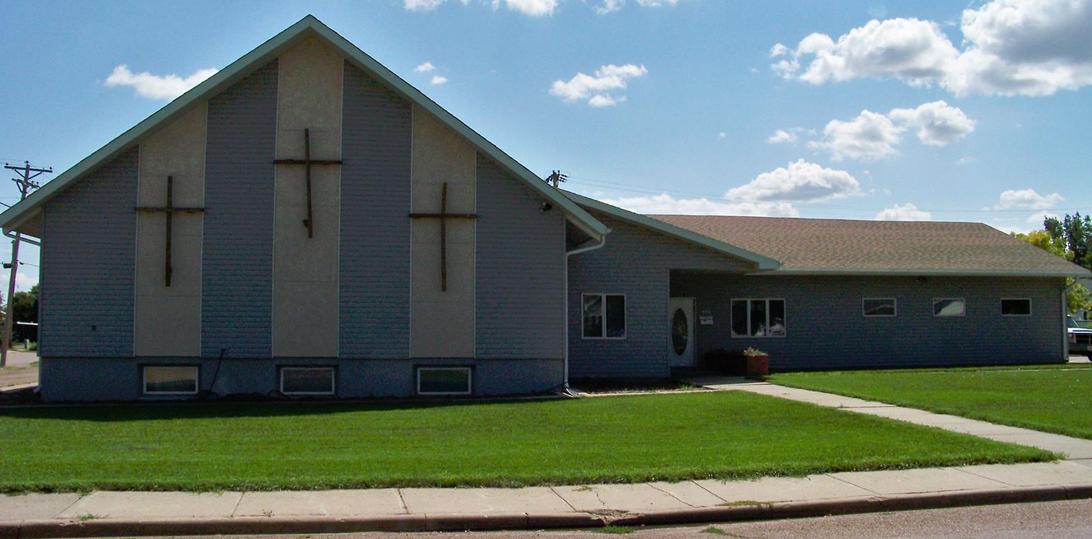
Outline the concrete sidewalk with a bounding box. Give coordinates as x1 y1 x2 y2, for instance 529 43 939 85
2 461 1091 536
682 377 1092 461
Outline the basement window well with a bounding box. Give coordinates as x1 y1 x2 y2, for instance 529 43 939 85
417 367 472 396
280 367 336 396
143 366 199 395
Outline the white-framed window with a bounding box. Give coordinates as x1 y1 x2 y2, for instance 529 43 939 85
417 367 472 396
143 366 199 395
1001 298 1032 316
933 298 966 317
582 293 626 339
863 298 897 317
280 367 336 396
730 298 786 338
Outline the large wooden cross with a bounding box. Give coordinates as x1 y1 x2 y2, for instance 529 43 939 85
135 175 204 287
273 128 342 238
409 182 477 291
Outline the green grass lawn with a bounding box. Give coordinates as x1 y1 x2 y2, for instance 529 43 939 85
771 364 1092 439
0 392 1052 493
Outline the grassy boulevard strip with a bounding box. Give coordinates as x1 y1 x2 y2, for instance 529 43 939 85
770 364 1092 440
0 391 1052 493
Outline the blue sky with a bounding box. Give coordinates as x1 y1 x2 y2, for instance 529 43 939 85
2 0 1091 290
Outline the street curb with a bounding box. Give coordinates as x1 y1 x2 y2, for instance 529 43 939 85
2 485 1089 538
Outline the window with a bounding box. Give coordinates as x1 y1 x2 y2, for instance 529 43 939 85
143 366 198 395
731 299 786 337
280 367 335 395
582 294 626 339
863 298 897 317
1001 298 1031 316
933 298 966 317
417 367 472 395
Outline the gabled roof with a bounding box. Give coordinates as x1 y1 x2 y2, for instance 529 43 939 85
0 15 609 240
563 191 781 271
652 214 1091 278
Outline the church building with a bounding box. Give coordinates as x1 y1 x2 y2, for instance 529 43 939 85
1 16 1085 401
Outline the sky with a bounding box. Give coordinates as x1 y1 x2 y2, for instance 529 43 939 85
1 0 1091 291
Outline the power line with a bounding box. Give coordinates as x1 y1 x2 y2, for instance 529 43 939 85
1 161 50 367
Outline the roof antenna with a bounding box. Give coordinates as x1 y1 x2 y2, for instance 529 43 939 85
545 170 567 188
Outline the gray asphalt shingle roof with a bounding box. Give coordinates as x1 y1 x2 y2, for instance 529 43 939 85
649 214 1089 277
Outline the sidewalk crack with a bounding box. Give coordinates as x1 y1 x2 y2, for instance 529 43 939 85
229 491 245 518
549 486 578 512
396 488 409 515
824 473 881 495
691 480 729 504
648 483 694 507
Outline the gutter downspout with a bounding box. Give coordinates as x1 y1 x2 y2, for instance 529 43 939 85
564 235 606 393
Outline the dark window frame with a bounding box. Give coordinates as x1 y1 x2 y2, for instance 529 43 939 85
278 366 337 396
581 293 627 340
730 298 787 338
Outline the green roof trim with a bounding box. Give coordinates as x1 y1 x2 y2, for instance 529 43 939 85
562 191 781 271
0 15 608 239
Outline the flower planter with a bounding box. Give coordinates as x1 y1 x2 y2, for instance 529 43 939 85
745 354 769 379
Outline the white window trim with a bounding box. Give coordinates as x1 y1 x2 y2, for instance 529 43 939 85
280 367 336 396
417 367 473 396
1001 298 1033 317
863 297 897 318
730 298 787 339
142 365 199 396
933 297 967 317
581 293 627 340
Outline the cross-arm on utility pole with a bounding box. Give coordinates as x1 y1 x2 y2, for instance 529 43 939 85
1 161 50 367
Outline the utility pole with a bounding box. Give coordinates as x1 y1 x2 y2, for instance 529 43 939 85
1 161 50 367
546 170 567 188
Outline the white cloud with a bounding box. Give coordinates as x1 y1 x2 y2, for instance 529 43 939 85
594 0 624 14
588 94 624 107
809 110 902 161
718 131 727 139
430 75 449 85
887 100 975 145
726 159 860 203
771 0 1092 96
550 64 647 107
876 202 932 221
14 270 36 293
635 0 678 6
995 188 1064 210
809 101 974 160
492 0 559 16
415 61 436 73
600 193 798 216
404 0 447 10
104 65 217 100
767 129 799 144
771 18 957 86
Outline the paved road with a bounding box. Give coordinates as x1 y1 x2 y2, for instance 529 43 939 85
234 499 1092 538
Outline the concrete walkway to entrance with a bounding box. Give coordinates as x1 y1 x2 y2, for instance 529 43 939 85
684 376 1092 460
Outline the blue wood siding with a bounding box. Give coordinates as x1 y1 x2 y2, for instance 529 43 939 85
672 274 1066 370
567 212 755 378
475 154 566 360
339 62 413 358
202 60 278 358
39 148 138 358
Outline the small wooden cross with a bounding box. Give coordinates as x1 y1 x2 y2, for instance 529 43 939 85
273 128 343 238
135 175 204 287
409 182 477 291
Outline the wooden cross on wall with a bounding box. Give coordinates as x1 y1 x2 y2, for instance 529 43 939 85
409 182 477 291
273 128 343 238
135 175 204 287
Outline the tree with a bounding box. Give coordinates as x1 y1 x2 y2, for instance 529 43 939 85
9 284 38 343
1014 231 1092 314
